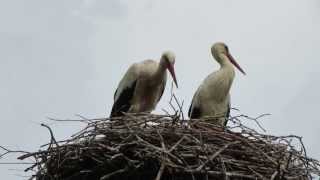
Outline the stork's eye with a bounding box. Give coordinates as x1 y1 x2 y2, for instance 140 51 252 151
225 45 229 52
164 56 170 64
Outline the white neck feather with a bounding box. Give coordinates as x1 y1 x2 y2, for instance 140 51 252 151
152 59 167 82
218 54 231 67
208 54 235 101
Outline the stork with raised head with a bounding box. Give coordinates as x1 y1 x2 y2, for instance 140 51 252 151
110 51 178 118
188 42 246 126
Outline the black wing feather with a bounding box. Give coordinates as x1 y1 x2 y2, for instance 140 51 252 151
224 103 231 126
188 95 201 119
157 82 165 103
188 106 201 119
110 80 137 118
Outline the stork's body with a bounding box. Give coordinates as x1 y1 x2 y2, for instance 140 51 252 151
188 42 245 126
110 52 178 118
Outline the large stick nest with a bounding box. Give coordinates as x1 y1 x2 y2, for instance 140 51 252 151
17 113 320 180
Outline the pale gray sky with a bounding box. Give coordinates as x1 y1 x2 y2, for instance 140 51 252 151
0 0 319 179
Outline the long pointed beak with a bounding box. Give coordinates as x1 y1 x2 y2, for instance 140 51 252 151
227 53 246 75
167 64 178 88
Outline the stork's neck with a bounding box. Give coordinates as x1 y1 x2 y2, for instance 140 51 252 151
158 58 168 73
208 54 235 101
216 54 235 88
218 54 235 72
153 59 167 81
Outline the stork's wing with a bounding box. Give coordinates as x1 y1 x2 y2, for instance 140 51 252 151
224 102 231 127
188 88 201 119
157 82 165 103
156 74 167 103
110 64 139 118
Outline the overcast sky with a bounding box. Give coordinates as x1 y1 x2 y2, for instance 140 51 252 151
1 0 319 179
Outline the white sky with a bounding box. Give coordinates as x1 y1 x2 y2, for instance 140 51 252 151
0 0 319 179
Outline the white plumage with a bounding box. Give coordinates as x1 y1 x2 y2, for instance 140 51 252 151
188 42 245 126
110 51 178 118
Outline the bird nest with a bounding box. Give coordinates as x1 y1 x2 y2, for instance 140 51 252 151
15 113 320 180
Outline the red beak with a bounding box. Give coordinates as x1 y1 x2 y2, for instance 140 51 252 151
227 53 246 75
167 64 178 88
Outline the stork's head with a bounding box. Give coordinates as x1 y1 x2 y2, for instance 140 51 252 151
211 42 246 75
161 51 178 88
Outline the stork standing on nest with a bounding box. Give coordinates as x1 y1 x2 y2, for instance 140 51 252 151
110 51 178 118
188 42 246 126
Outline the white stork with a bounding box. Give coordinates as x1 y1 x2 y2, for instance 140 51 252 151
188 42 245 126
110 51 178 118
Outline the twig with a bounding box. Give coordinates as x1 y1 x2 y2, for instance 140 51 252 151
196 141 240 171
